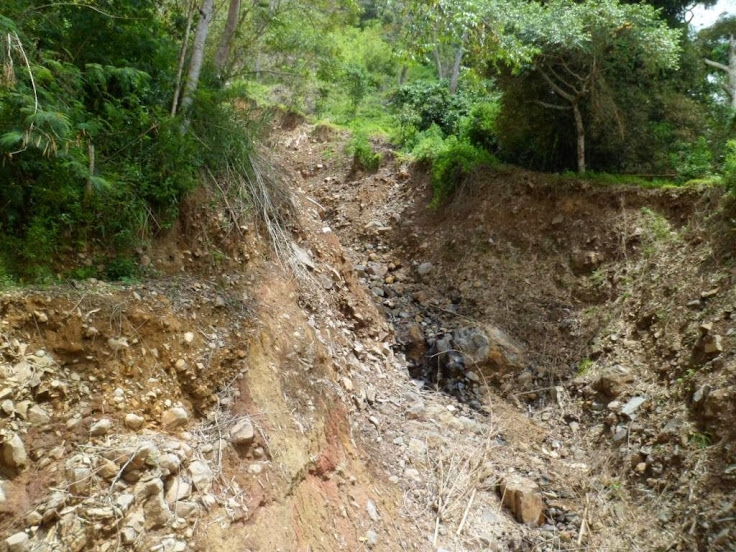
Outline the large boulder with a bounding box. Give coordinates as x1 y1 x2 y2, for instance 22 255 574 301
452 326 525 379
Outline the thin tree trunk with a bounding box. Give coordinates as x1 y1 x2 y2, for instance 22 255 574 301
449 32 466 95
434 46 444 80
214 0 241 79
704 35 736 109
398 64 408 86
573 102 585 173
171 0 196 116
180 0 215 118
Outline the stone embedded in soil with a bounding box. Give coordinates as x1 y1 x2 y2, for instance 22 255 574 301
704 334 723 354
416 262 434 277
90 418 113 436
165 475 193 506
229 418 255 446
365 530 379 548
125 413 145 430
162 407 189 430
189 460 214 492
498 475 546 527
366 499 380 521
5 532 29 552
621 397 646 418
27 405 50 425
2 432 28 470
593 365 634 398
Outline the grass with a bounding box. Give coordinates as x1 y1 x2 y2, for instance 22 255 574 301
577 358 594 376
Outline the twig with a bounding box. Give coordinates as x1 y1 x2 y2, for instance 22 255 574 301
456 487 476 536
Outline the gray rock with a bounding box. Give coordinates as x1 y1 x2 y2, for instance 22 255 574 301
90 418 113 436
5 532 29 552
189 460 214 492
593 365 634 398
621 397 646 417
417 262 434 277
161 407 189 430
229 419 255 446
365 530 379 548
366 500 379 521
3 433 28 470
165 476 192 507
27 405 50 425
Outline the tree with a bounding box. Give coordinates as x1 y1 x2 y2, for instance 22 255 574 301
511 0 680 172
214 0 242 79
701 17 736 110
180 0 215 117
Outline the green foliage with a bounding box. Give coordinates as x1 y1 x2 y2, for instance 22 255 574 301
0 1 256 281
459 100 500 152
392 81 474 135
670 137 714 181
346 133 382 171
722 140 736 192
411 125 496 207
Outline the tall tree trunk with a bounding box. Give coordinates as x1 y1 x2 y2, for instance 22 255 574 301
449 32 466 95
171 0 196 116
214 0 241 79
434 46 444 80
180 0 215 118
704 35 736 110
398 64 408 86
573 102 585 173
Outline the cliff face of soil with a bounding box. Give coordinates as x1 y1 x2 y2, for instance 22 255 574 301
0 120 734 552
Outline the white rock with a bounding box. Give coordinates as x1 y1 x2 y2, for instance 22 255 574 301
2 433 27 469
161 407 189 430
5 532 29 552
183 332 195 344
90 418 113 436
124 413 145 431
27 405 50 425
165 476 192 507
229 419 255 446
189 460 214 492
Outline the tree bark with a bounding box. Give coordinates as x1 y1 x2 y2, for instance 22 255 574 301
573 102 585 173
214 0 241 79
449 32 466 95
171 0 196 116
434 46 444 80
398 64 408 86
180 0 215 117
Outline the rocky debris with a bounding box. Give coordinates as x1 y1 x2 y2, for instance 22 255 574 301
620 397 646 418
125 413 145 430
416 262 434 278
90 418 113 436
189 460 214 493
498 475 545 527
5 532 29 552
229 418 255 446
2 432 28 470
570 249 603 273
593 365 633 398
162 407 189 430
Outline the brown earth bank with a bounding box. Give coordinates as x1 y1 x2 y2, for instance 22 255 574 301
0 118 734 552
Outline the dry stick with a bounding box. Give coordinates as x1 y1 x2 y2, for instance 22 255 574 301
456 487 476 536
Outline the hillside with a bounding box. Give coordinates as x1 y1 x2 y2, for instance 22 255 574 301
0 118 733 552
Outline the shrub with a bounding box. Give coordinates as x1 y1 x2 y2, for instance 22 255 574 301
346 133 382 172
722 139 736 192
392 81 473 135
411 126 496 207
460 101 500 152
670 137 713 181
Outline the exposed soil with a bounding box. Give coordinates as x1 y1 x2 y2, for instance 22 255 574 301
0 119 734 552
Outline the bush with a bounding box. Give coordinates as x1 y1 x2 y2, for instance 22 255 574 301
392 81 473 135
346 133 382 172
670 137 714 181
460 101 500 152
722 139 736 192
411 126 496 207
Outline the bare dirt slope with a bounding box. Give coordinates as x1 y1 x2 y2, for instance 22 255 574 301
0 119 734 552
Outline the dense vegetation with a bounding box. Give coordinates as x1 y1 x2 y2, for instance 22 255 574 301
1 0 735 281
